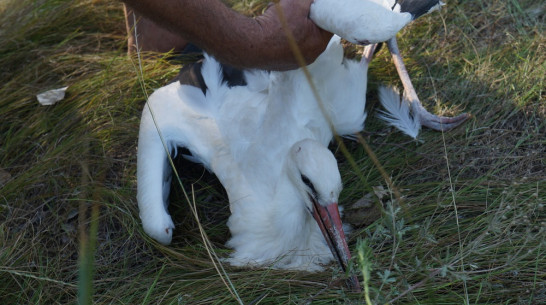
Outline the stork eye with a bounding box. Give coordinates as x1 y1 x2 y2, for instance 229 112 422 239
301 174 317 198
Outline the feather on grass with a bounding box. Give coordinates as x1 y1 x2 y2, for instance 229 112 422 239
376 86 421 139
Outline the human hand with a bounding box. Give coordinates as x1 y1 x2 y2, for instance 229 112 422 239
255 0 333 69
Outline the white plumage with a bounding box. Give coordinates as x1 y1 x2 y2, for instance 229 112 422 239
138 37 368 272
377 86 421 139
136 0 469 291
311 0 444 44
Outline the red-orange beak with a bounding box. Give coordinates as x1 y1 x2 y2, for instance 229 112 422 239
311 199 361 292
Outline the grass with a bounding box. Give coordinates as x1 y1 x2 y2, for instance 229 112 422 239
0 0 544 304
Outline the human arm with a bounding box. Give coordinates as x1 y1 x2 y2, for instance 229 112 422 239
121 0 332 70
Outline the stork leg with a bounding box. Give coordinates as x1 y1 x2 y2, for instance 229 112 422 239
386 37 470 131
361 43 378 65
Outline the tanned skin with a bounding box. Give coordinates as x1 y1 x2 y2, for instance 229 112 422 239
122 0 332 71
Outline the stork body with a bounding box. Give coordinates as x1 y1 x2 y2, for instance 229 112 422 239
138 37 368 273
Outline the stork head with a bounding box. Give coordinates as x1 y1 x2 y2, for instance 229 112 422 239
288 139 361 291
289 139 342 209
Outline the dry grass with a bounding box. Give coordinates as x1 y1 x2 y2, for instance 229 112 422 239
0 0 544 304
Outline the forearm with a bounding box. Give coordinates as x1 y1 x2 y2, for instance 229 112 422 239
123 0 283 69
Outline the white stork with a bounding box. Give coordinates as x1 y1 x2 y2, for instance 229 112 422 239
136 0 468 291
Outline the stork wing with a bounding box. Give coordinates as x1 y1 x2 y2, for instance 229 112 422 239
137 79 228 244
